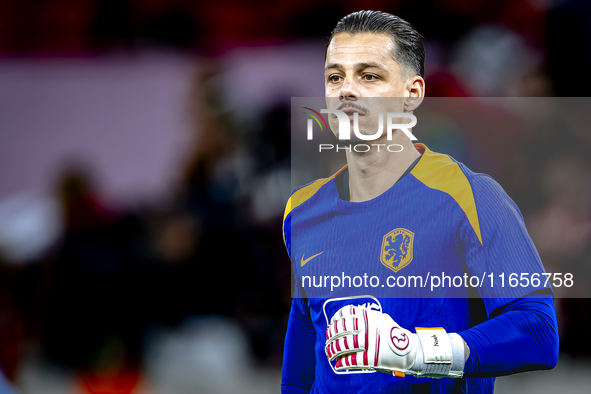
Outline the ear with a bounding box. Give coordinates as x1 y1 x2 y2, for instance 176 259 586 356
404 76 425 112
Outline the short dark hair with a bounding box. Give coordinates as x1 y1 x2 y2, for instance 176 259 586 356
328 11 425 78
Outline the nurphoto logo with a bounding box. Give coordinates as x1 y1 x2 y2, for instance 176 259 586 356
303 107 418 153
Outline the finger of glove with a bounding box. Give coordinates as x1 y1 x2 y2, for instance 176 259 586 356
328 328 367 357
326 316 359 341
329 308 368 338
325 334 363 360
334 351 370 370
330 305 362 324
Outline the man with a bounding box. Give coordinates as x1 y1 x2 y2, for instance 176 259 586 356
282 10 558 393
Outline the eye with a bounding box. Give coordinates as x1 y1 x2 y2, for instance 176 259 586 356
362 74 379 81
328 75 342 83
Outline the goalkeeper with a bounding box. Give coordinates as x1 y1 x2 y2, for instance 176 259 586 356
281 10 559 393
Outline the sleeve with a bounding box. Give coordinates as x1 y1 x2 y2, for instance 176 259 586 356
458 293 559 377
283 206 292 260
281 295 317 393
455 174 558 375
459 174 553 314
282 197 316 393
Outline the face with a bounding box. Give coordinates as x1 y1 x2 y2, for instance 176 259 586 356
324 33 423 142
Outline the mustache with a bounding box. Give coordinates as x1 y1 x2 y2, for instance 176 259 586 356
336 103 369 115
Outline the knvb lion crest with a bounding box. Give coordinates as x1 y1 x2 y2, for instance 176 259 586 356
380 228 414 273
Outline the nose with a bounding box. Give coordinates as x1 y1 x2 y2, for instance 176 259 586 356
340 77 359 101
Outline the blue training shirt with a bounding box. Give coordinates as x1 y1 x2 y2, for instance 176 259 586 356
281 143 557 393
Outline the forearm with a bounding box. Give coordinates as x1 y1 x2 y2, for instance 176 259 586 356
282 299 317 393
458 296 559 377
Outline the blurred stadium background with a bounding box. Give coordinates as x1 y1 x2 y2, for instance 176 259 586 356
0 0 590 393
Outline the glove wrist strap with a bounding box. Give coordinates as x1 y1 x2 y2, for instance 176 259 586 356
408 328 465 378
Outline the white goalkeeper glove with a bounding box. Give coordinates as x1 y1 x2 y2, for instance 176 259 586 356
325 305 466 378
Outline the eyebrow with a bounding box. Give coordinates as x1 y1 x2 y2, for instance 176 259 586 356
324 62 388 72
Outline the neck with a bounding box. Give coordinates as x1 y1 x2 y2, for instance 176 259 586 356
345 131 420 202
